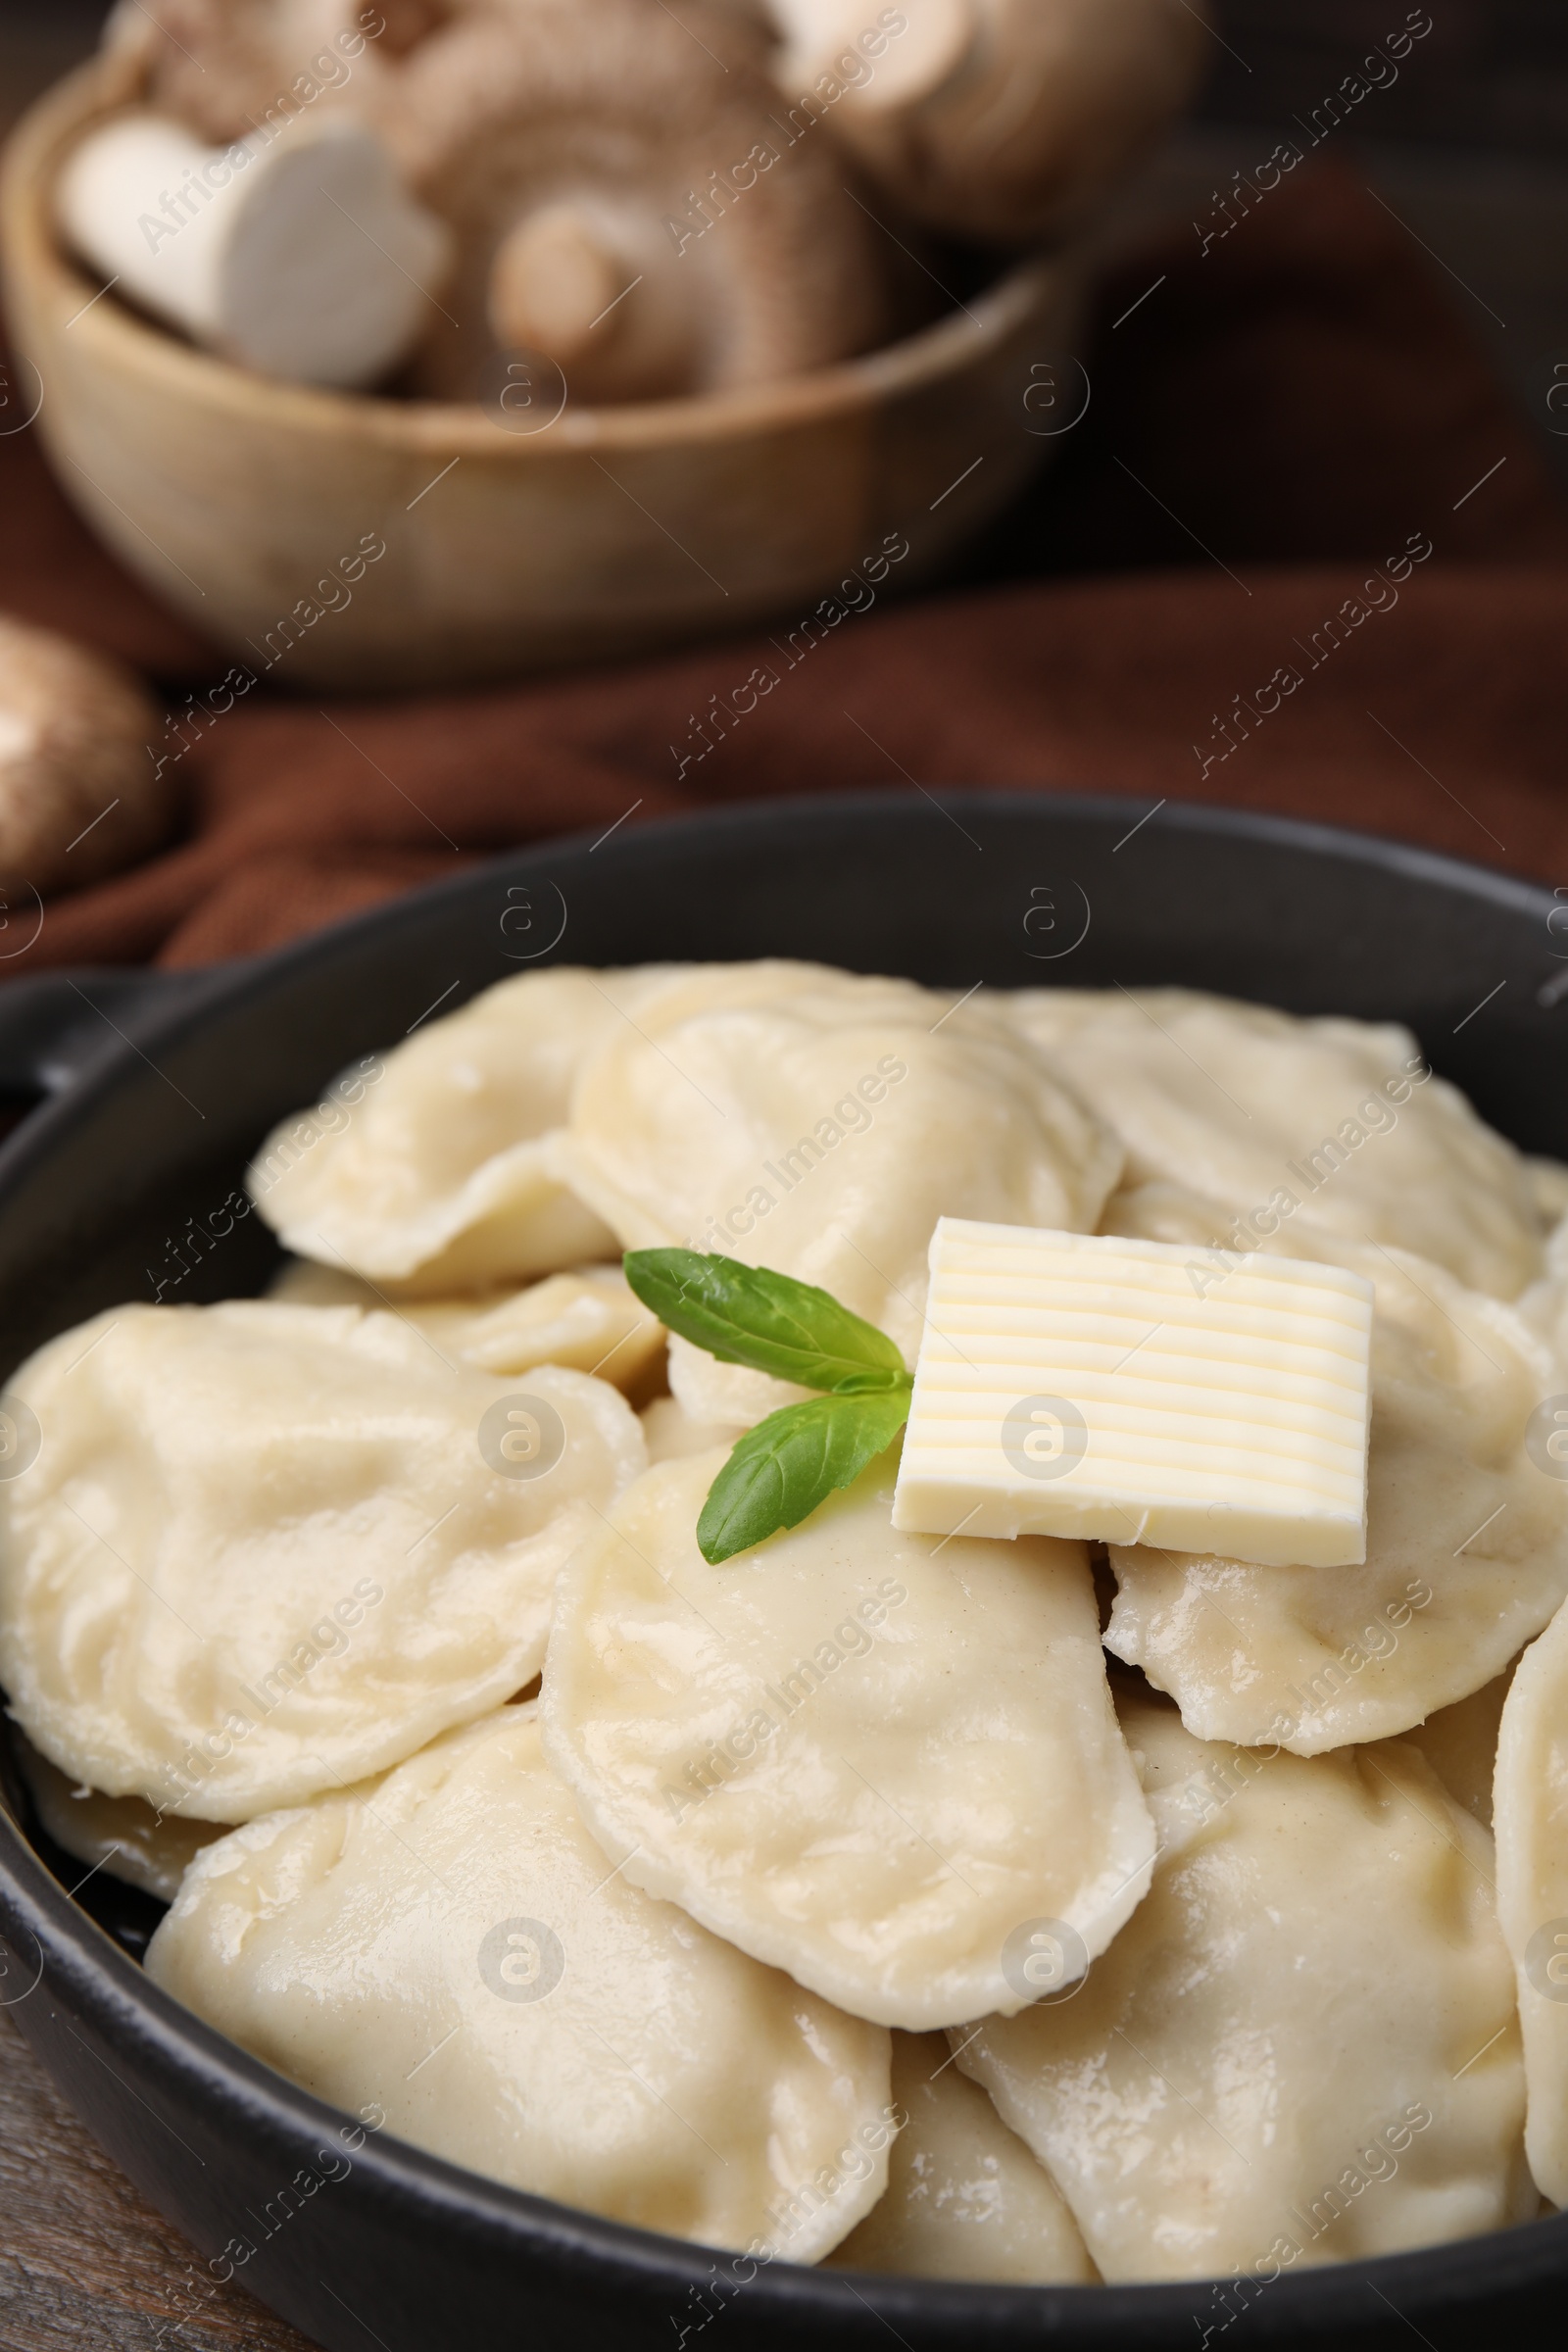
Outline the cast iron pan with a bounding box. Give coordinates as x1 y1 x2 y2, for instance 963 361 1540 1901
1 791 1565 2352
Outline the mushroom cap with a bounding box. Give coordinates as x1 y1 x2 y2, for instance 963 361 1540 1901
112 0 397 142
0 615 172 899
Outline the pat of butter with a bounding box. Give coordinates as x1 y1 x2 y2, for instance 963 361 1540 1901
891 1218 1373 1568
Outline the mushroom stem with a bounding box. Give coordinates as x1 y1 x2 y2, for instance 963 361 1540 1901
490 204 626 367
488 196 708 405
57 111 451 388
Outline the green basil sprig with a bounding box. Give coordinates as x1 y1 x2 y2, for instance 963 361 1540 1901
623 1250 912 1564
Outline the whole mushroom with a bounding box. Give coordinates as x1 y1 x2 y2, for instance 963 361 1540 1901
0 616 172 899
758 0 1213 242
388 0 891 402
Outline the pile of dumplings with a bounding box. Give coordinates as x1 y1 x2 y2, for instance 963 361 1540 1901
9 957 1568 2286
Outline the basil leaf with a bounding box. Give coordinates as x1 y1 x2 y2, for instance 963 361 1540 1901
697 1391 912 1564
624 1250 909 1396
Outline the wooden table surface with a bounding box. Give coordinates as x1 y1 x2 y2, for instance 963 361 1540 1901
0 2010 318 2351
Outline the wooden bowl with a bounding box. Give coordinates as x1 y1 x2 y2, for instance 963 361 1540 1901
0 53 1084 692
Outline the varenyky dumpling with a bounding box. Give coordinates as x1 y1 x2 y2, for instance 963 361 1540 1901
13 1726 221 1904
1103 1236 1568 1751
1405 1667 1516 1830
564 961 1122 1425
1007 987 1544 1299
639 1396 747 1464
0 1302 644 1820
542 1452 1155 2030
830 2031 1099 2282
956 1690 1531 2282
1494 1604 1568 2205
249 966 685 1296
1527 1155 1568 1229
146 1707 893 2257
269 1258 666 1396
1517 1203 1568 1379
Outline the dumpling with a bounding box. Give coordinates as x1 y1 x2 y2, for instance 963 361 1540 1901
13 1728 221 1903
665 1331 809 1431
542 1452 1155 2030
1006 987 1544 1298
955 1690 1531 2282
1405 1668 1515 1829
1104 1240 1568 1751
1527 1155 1568 1229
269 1259 666 1396
1494 1605 1568 2204
146 1707 893 2259
0 1301 644 1820
830 2031 1099 2282
564 961 1121 1424
563 960 1121 1281
639 1396 745 1464
249 966 684 1295
1517 1207 1568 1375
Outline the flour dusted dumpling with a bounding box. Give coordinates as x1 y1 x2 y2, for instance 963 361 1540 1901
147 1707 892 2254
1007 987 1544 1298
542 1452 1155 2030
0 1302 644 1820
1494 1605 1568 2205
14 1728 221 1904
956 1690 1531 2281
250 966 684 1295
830 2032 1099 2283
565 961 1121 1424
269 1259 666 1396
1105 1240 1568 1751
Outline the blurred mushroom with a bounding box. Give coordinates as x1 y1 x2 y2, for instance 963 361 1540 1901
57 111 450 389
389 0 891 403
760 0 1212 241
0 616 172 898
100 0 422 142
120 0 892 406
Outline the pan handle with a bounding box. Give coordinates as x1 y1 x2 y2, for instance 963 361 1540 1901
0 969 215 1101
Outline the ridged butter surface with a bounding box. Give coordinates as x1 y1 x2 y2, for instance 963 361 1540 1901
892 1218 1372 1567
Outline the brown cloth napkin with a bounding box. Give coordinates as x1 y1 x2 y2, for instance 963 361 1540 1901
3 156 1566 974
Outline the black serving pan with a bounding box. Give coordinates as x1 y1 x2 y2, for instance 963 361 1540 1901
1 790 1566 2352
